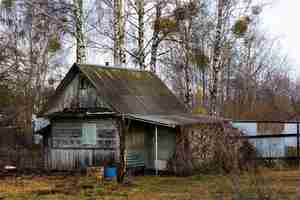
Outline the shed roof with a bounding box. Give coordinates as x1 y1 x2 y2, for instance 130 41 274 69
47 63 187 115
126 114 229 128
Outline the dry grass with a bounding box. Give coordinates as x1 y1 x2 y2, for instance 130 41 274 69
0 169 299 200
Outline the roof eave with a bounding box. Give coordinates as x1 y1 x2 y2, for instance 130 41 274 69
123 114 177 128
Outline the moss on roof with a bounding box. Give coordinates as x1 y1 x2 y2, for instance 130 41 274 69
51 63 188 115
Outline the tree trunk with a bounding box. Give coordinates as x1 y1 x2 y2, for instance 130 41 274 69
202 67 206 106
137 0 145 70
184 39 192 107
150 2 162 73
209 0 224 115
114 0 125 65
74 0 86 64
226 56 231 101
117 117 129 183
210 68 219 115
172 127 193 176
182 18 192 108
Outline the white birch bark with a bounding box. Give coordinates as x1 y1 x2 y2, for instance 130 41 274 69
74 0 86 64
150 2 162 73
209 0 224 115
113 0 125 65
137 0 145 70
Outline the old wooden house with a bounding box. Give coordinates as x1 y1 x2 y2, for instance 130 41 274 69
40 63 235 173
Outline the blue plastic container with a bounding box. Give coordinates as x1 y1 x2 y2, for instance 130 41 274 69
104 167 117 180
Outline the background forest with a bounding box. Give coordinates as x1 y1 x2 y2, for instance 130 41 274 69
0 0 299 133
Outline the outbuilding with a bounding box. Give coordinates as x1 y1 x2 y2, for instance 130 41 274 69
40 63 236 173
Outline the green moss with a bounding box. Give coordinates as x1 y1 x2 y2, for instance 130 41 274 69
233 16 250 37
156 17 178 34
1 0 15 8
48 38 61 53
190 51 209 67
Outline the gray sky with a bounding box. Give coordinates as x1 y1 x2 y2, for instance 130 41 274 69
262 0 300 76
66 0 300 77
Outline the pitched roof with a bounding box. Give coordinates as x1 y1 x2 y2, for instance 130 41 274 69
47 63 187 115
125 114 229 128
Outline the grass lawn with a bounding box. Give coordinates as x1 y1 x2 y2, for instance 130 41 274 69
0 169 299 200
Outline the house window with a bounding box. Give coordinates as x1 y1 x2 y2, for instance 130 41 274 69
97 129 117 138
81 123 97 145
80 77 88 89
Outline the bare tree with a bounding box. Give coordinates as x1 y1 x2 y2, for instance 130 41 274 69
136 0 145 69
74 0 86 63
114 0 126 65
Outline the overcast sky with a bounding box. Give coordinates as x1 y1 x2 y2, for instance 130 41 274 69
262 0 300 76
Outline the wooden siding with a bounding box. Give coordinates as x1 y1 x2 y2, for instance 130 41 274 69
52 120 118 149
126 122 176 170
144 126 176 170
46 149 116 170
125 122 145 168
47 74 111 114
126 123 145 152
157 127 176 161
47 74 79 114
78 76 109 108
46 119 119 170
45 119 176 171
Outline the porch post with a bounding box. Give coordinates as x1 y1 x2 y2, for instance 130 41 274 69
297 122 299 167
155 125 158 176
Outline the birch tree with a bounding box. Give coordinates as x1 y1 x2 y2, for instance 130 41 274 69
114 0 125 65
175 1 194 107
209 0 224 115
74 0 86 63
150 1 163 73
137 0 145 69
0 0 69 137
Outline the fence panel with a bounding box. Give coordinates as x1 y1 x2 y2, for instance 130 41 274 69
233 121 300 161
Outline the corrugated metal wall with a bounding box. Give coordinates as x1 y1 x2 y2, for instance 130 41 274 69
232 122 296 158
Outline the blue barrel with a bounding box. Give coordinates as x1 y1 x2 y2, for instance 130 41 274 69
104 167 117 180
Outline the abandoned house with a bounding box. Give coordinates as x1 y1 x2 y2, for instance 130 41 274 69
38 63 239 173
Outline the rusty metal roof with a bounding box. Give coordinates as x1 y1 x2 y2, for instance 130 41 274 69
125 114 229 128
46 63 187 115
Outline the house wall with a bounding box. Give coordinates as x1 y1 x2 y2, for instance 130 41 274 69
47 74 80 114
47 74 111 114
126 122 145 155
145 126 176 170
45 118 119 170
126 122 176 170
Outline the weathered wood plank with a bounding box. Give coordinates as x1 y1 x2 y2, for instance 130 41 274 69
48 149 117 170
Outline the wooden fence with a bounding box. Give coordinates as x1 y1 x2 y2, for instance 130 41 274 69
0 147 43 170
0 127 43 170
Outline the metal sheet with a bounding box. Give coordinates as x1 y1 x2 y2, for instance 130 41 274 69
126 114 228 128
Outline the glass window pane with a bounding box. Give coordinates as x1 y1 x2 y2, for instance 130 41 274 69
81 123 97 145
